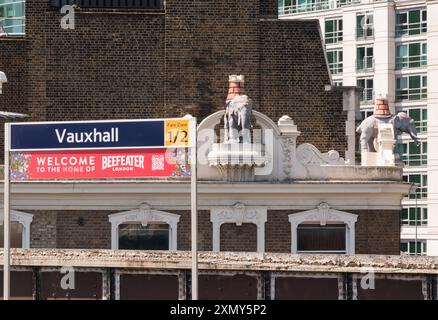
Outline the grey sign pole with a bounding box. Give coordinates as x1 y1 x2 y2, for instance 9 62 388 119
3 122 10 300
190 117 198 300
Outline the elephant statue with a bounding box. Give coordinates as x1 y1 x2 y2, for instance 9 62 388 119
224 94 253 144
356 112 419 152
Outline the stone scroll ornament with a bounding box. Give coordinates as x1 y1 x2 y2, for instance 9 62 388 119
224 75 254 144
296 143 346 165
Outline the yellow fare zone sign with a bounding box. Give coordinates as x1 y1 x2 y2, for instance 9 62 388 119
164 119 190 147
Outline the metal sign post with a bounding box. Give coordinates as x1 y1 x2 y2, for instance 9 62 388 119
3 122 11 300
189 117 198 300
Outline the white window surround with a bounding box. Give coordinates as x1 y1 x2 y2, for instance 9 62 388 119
0 209 33 249
108 204 180 250
288 203 358 254
210 203 267 253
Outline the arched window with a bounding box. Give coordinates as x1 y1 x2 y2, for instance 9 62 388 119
288 203 357 254
108 204 180 251
0 210 33 248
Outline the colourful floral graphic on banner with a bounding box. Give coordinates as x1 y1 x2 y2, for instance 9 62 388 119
10 152 31 180
168 148 191 177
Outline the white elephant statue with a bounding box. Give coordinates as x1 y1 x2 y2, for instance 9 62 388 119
224 94 253 144
356 112 419 152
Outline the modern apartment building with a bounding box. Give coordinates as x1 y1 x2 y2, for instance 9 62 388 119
279 0 438 256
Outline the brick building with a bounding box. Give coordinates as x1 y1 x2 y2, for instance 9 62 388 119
0 0 414 299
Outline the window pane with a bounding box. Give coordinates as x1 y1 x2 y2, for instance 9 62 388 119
357 47 365 59
422 109 427 120
409 76 420 89
327 51 334 63
398 44 407 56
401 209 408 221
118 223 169 250
409 10 420 23
325 20 334 33
409 108 420 121
409 141 419 155
396 13 407 24
357 15 364 28
409 242 416 253
399 143 407 154
0 222 23 248
409 174 420 184
297 224 346 252
400 242 408 252
409 208 416 221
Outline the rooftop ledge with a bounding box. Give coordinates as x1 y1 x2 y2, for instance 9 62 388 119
1 249 438 274
0 165 404 183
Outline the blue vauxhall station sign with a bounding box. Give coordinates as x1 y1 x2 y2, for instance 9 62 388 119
10 119 190 151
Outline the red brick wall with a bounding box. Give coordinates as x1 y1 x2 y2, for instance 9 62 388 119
29 211 113 249
353 209 400 255
175 210 212 251
220 223 258 252
260 0 279 18
30 211 57 248
259 20 347 152
265 210 291 253
56 211 112 249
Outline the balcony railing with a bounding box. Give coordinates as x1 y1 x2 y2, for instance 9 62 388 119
359 89 374 103
328 62 343 75
49 0 162 9
325 30 343 44
395 22 427 37
356 26 374 40
0 17 25 35
401 153 427 167
356 57 374 71
279 0 329 15
396 54 427 70
414 118 427 133
396 88 427 101
408 185 427 199
336 0 360 7
279 0 365 15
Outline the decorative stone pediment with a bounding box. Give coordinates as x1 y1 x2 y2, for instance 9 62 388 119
213 203 265 226
211 204 267 253
288 203 358 254
108 203 180 250
109 203 180 228
288 202 357 228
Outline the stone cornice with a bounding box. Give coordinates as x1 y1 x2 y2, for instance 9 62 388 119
3 249 438 274
0 181 411 211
